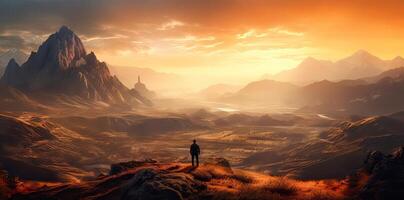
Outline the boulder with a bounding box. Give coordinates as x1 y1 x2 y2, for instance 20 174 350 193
121 168 206 200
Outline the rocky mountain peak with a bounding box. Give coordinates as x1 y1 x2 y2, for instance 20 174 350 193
58 25 74 35
0 26 151 106
352 49 373 57
51 25 87 69
26 25 87 71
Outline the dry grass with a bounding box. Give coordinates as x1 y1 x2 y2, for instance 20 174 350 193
204 171 346 200
202 175 298 200
229 172 253 184
261 178 298 196
184 162 346 200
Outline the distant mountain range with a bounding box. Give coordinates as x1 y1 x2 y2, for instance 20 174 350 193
266 50 404 84
0 26 151 110
222 64 404 115
0 49 28 75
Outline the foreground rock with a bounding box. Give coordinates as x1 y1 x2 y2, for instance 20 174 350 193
122 168 206 200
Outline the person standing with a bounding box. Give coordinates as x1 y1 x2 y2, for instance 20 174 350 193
190 140 200 167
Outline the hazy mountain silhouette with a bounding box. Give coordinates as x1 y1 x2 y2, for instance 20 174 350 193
297 75 404 115
363 66 404 83
268 50 404 84
224 66 404 115
0 26 148 106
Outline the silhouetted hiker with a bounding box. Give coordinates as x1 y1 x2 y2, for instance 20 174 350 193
190 139 200 167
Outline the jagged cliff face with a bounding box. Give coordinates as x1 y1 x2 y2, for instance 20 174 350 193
1 26 144 105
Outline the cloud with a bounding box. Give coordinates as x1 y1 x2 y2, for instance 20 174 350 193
237 30 257 39
82 35 129 42
158 20 185 31
0 35 25 50
0 33 40 52
269 27 304 37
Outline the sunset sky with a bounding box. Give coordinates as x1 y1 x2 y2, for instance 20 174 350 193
1 0 404 86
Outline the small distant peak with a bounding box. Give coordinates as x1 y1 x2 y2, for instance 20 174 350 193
303 56 317 62
88 51 96 57
352 49 374 57
392 56 404 61
318 79 332 83
85 51 98 63
298 56 321 66
354 49 368 54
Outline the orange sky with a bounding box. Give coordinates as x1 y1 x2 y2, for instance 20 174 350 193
2 0 404 87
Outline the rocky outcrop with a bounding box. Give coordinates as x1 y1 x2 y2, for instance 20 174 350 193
356 147 404 199
121 168 206 200
0 26 149 105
